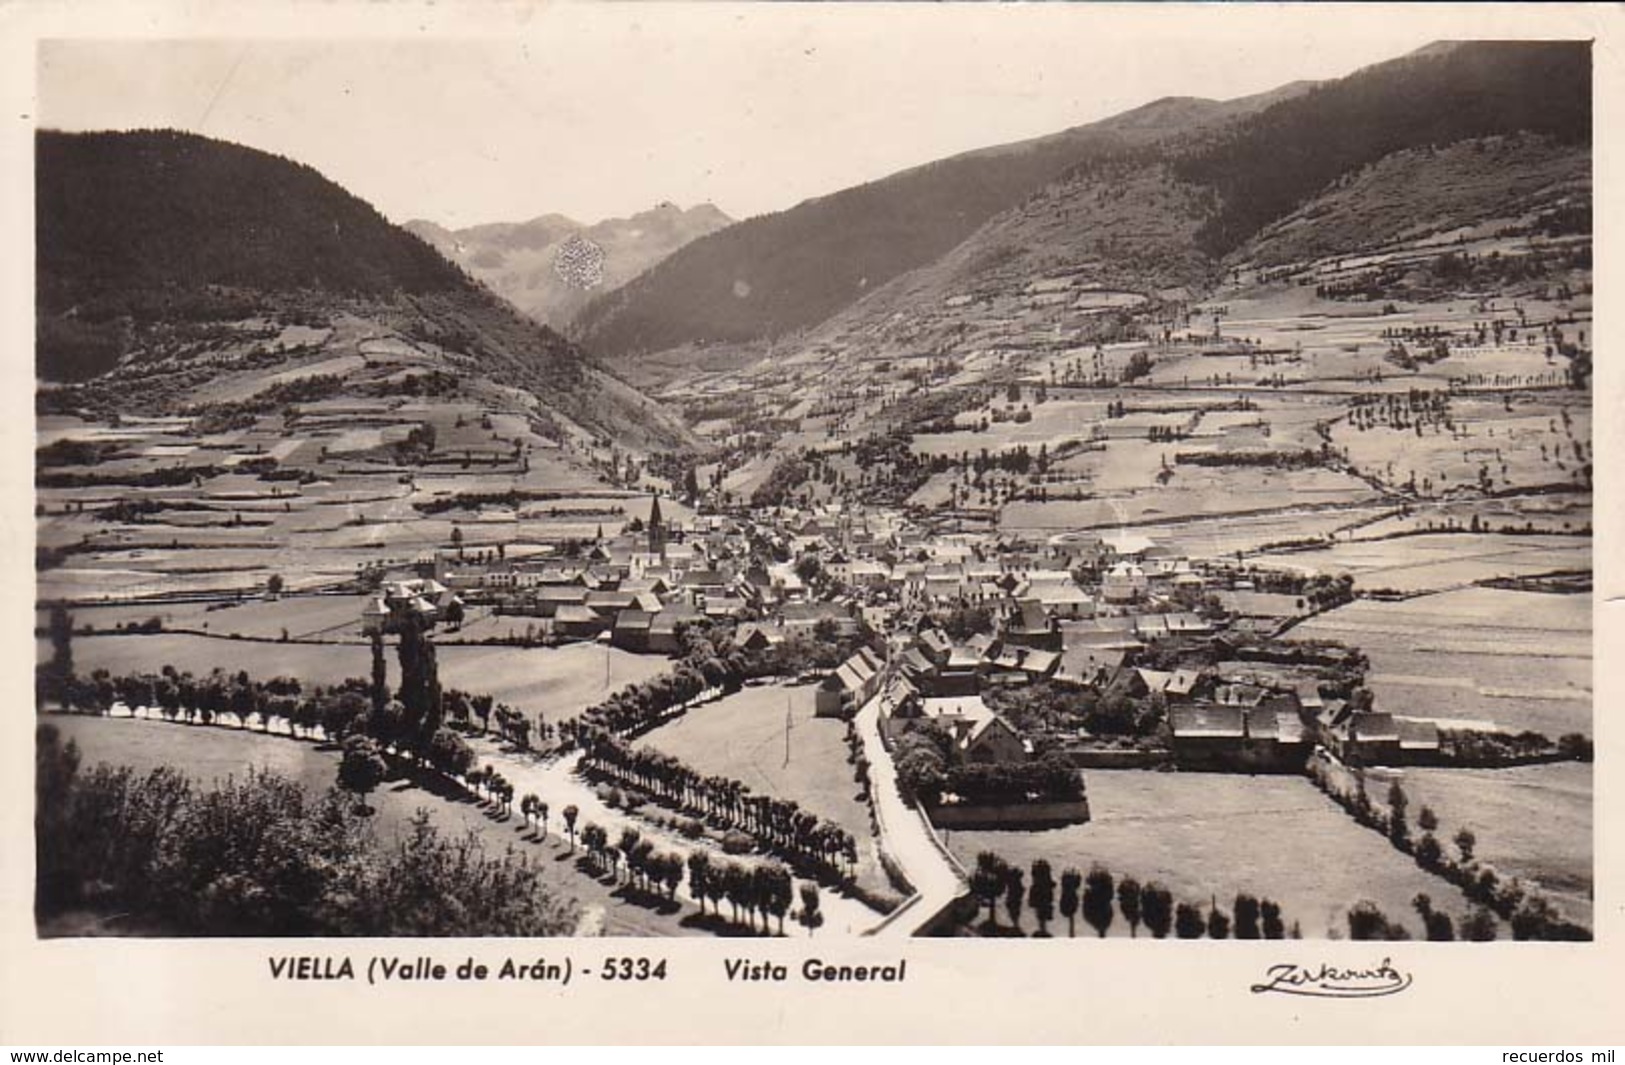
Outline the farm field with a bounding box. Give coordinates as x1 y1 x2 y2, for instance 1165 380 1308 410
40 595 374 642
1360 761 1592 929
1000 465 1379 533
945 769 1474 939
32 317 671 610
1252 532 1591 593
49 633 674 724
1352 494 1591 540
437 642 673 723
41 714 709 937
635 682 890 899
46 632 383 690
1138 505 1397 561
1293 588 1591 736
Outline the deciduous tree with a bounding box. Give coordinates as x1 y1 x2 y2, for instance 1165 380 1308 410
1260 898 1286 940
971 852 1007 927
563 804 580 852
1233 894 1261 939
337 736 387 813
1141 882 1173 939
1117 876 1142 938
1083 865 1115 938
1058 867 1082 937
1003 867 1026 929
1027 860 1056 937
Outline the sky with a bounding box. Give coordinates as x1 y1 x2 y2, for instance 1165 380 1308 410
35 8 1451 229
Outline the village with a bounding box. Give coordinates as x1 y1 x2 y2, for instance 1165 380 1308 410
380 486 1492 792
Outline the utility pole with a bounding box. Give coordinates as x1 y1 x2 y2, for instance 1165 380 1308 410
784 691 793 768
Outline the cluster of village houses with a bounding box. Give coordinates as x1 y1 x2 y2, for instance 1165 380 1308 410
362 496 1473 774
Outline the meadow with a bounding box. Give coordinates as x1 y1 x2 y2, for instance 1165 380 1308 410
1254 533 1591 594
49 633 673 725
1360 761 1592 929
945 769 1474 939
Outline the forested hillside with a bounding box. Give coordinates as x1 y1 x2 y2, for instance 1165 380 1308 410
1172 40 1590 256
783 40 1592 360
35 129 691 451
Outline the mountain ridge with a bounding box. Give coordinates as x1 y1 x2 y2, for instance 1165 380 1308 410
567 81 1309 363
574 39 1587 380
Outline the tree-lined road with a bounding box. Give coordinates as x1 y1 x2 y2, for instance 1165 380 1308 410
471 741 885 937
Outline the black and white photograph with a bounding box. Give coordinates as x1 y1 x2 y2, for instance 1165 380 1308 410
10 0 1625 1048
25 11 1601 959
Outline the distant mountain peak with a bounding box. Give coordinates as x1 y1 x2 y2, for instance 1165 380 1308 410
408 201 733 328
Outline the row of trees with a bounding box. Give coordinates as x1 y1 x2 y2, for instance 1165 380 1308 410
681 851 801 934
1306 754 1590 940
559 659 732 742
43 596 544 776
1345 894 1503 942
577 824 685 899
968 853 1295 940
570 820 814 936
578 731 859 881
40 663 524 837
1436 727 1592 767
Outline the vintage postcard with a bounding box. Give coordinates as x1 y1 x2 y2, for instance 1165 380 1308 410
0 0 1619 1046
